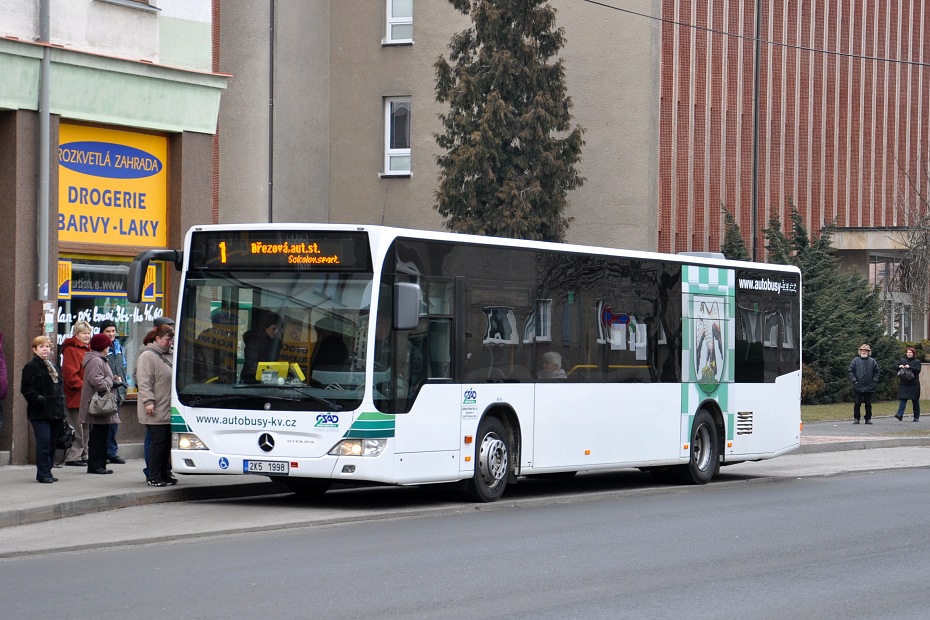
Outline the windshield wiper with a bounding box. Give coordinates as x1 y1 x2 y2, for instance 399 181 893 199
185 385 342 411
185 393 299 407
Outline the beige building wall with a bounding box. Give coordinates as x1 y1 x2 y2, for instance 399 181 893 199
219 0 331 224
219 1 661 251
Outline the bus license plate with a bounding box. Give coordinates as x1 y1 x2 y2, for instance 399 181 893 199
243 460 290 475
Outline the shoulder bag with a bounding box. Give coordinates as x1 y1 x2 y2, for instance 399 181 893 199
88 388 118 417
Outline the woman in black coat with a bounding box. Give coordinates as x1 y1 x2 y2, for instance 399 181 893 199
895 346 922 422
20 335 67 482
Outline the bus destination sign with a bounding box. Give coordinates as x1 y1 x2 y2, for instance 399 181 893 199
191 231 371 271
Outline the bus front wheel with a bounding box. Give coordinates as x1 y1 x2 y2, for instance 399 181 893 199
675 409 720 485
465 417 510 502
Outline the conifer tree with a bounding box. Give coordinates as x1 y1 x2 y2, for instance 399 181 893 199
794 223 893 402
730 203 899 403
434 0 585 242
762 209 793 265
720 205 750 260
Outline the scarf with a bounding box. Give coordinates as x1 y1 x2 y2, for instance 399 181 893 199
43 358 59 383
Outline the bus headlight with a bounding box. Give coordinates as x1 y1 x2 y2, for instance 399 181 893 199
173 433 209 450
328 438 386 457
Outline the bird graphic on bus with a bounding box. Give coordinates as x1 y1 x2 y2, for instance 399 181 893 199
693 299 725 392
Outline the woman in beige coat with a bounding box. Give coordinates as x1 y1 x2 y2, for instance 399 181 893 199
136 323 175 486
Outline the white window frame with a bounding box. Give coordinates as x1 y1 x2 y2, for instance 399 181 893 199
384 0 413 44
384 97 411 176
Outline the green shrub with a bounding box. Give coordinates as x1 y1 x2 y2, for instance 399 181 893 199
801 364 826 403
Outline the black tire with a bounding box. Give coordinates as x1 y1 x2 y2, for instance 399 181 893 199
674 409 721 485
284 477 332 499
465 417 510 502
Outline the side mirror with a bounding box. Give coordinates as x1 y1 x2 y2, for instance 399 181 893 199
393 282 420 330
127 250 183 303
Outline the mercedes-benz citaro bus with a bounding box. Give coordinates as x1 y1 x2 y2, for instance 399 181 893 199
127 224 801 502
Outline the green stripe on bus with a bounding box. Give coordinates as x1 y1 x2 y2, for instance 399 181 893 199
343 411 396 439
344 428 396 439
350 421 396 431
170 407 191 433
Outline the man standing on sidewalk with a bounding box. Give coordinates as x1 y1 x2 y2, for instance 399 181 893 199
848 343 880 425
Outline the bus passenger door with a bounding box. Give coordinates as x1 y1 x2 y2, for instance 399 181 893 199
680 265 735 458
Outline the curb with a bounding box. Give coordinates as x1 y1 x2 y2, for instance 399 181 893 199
797 437 930 454
0 480 281 529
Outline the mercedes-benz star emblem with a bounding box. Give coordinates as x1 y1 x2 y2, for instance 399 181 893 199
258 433 275 452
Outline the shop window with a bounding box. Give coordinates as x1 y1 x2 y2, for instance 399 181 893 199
58 255 169 388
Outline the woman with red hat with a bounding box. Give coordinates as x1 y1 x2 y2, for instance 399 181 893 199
79 333 118 474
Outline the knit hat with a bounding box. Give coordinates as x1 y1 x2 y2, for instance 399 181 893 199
858 344 871 352
99 319 116 331
90 333 112 352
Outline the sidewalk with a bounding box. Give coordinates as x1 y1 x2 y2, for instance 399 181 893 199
0 458 280 529
2 413 929 531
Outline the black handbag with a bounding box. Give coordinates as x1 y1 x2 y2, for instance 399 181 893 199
57 421 74 451
898 367 915 381
88 389 118 417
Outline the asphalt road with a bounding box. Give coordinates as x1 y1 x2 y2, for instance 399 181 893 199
3 467 929 619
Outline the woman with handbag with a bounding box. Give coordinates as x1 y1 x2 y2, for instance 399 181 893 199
79 333 117 474
895 347 922 422
19 336 67 483
136 323 175 487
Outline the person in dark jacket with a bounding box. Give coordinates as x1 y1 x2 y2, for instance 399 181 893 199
848 343 880 424
894 346 922 422
20 336 67 483
240 312 282 384
310 316 349 373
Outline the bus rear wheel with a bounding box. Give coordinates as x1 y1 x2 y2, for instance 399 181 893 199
284 478 332 499
675 409 720 485
465 417 510 502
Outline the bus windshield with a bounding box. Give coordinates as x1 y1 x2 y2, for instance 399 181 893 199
175 270 373 412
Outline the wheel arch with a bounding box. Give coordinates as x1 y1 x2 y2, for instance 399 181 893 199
481 403 522 482
696 397 726 458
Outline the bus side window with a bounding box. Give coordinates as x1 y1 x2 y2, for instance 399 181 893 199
428 318 452 378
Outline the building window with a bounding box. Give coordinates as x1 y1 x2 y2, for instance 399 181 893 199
869 255 906 293
384 97 411 175
385 0 413 44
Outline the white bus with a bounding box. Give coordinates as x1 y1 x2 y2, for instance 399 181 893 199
128 224 801 502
